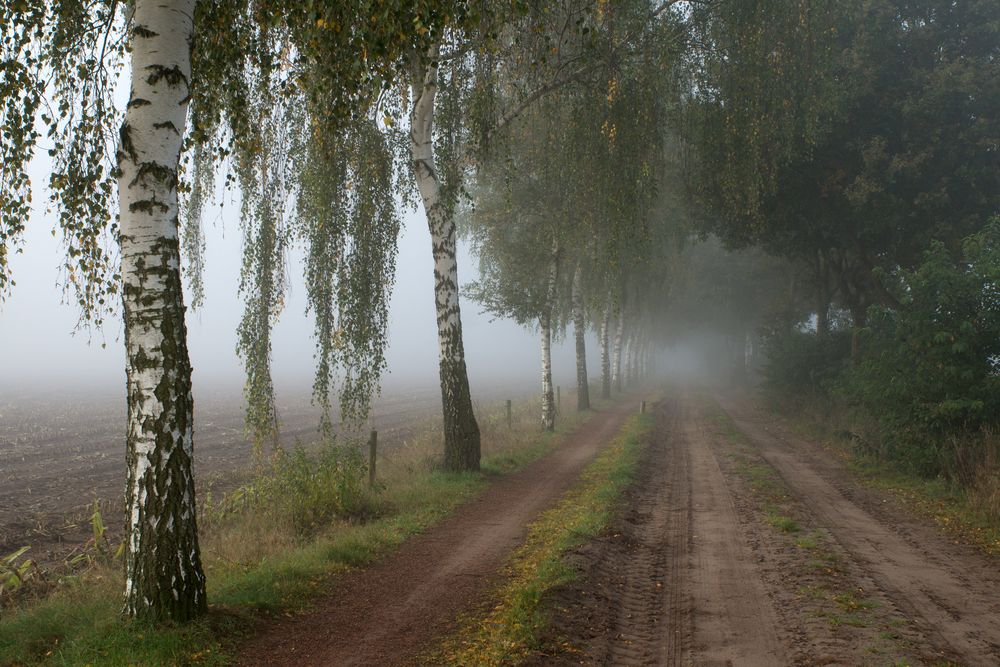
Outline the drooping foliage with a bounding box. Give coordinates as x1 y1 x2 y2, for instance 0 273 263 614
183 1 468 440
0 1 127 324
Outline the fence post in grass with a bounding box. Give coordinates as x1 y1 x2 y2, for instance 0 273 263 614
557 385 561 414
640 400 646 414
506 399 512 429
368 430 378 489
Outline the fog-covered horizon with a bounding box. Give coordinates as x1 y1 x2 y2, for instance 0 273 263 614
0 166 601 405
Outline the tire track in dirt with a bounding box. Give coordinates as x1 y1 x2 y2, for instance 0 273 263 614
678 395 787 666
235 397 644 667
716 393 1000 665
531 393 786 666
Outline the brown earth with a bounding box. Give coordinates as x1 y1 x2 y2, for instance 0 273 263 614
531 390 1000 666
234 395 644 667
716 392 1000 665
0 385 506 566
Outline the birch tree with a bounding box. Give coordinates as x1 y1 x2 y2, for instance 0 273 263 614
463 134 571 431
540 240 562 430
117 0 205 621
571 264 591 410
2 0 467 622
599 296 613 398
0 0 206 622
407 46 481 467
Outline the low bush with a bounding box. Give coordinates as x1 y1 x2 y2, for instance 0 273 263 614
207 440 378 537
762 224 1000 481
761 328 851 400
838 224 1000 477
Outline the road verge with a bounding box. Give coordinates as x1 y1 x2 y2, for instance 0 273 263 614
433 410 654 666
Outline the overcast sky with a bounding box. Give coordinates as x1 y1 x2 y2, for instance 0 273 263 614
0 154 596 404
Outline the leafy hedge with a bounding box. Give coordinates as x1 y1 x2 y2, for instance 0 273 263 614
840 224 1000 476
765 223 1000 479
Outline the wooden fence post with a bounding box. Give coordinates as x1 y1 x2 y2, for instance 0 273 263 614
506 399 512 429
640 400 646 414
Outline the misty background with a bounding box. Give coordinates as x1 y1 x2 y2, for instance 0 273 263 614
0 154 606 410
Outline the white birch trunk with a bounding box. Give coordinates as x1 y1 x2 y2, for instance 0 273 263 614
571 265 590 411
624 333 635 386
540 315 555 431
118 0 205 622
540 239 560 431
611 310 625 393
599 298 611 399
409 47 481 470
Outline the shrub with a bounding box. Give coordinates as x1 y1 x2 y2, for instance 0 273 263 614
209 440 378 537
762 328 851 399
839 223 1000 477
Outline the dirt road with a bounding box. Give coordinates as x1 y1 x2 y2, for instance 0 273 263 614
235 396 643 667
535 391 1000 666
718 393 1000 665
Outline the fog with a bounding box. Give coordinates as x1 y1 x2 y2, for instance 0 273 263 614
0 166 601 406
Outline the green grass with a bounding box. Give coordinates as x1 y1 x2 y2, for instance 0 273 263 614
794 533 821 550
767 513 801 533
0 472 487 666
0 395 606 666
848 456 1000 555
435 411 655 666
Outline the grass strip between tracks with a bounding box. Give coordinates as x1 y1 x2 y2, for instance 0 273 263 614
437 410 654 666
0 394 610 667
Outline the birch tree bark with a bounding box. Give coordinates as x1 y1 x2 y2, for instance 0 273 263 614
118 0 206 622
612 310 625 392
639 333 652 382
540 239 560 431
624 333 635 386
571 265 590 411
599 299 612 399
409 48 481 470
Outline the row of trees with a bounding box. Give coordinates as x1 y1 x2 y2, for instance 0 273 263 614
464 0 678 430
1 0 683 623
7 0 992 627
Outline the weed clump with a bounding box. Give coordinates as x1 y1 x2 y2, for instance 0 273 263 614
208 440 378 537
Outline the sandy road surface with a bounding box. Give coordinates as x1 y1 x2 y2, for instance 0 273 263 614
533 395 786 666
235 397 643 667
535 390 1000 666
717 393 1000 665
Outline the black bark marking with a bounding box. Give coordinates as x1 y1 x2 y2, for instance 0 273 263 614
129 198 170 214
133 25 158 39
131 162 176 188
153 121 179 134
146 64 187 87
